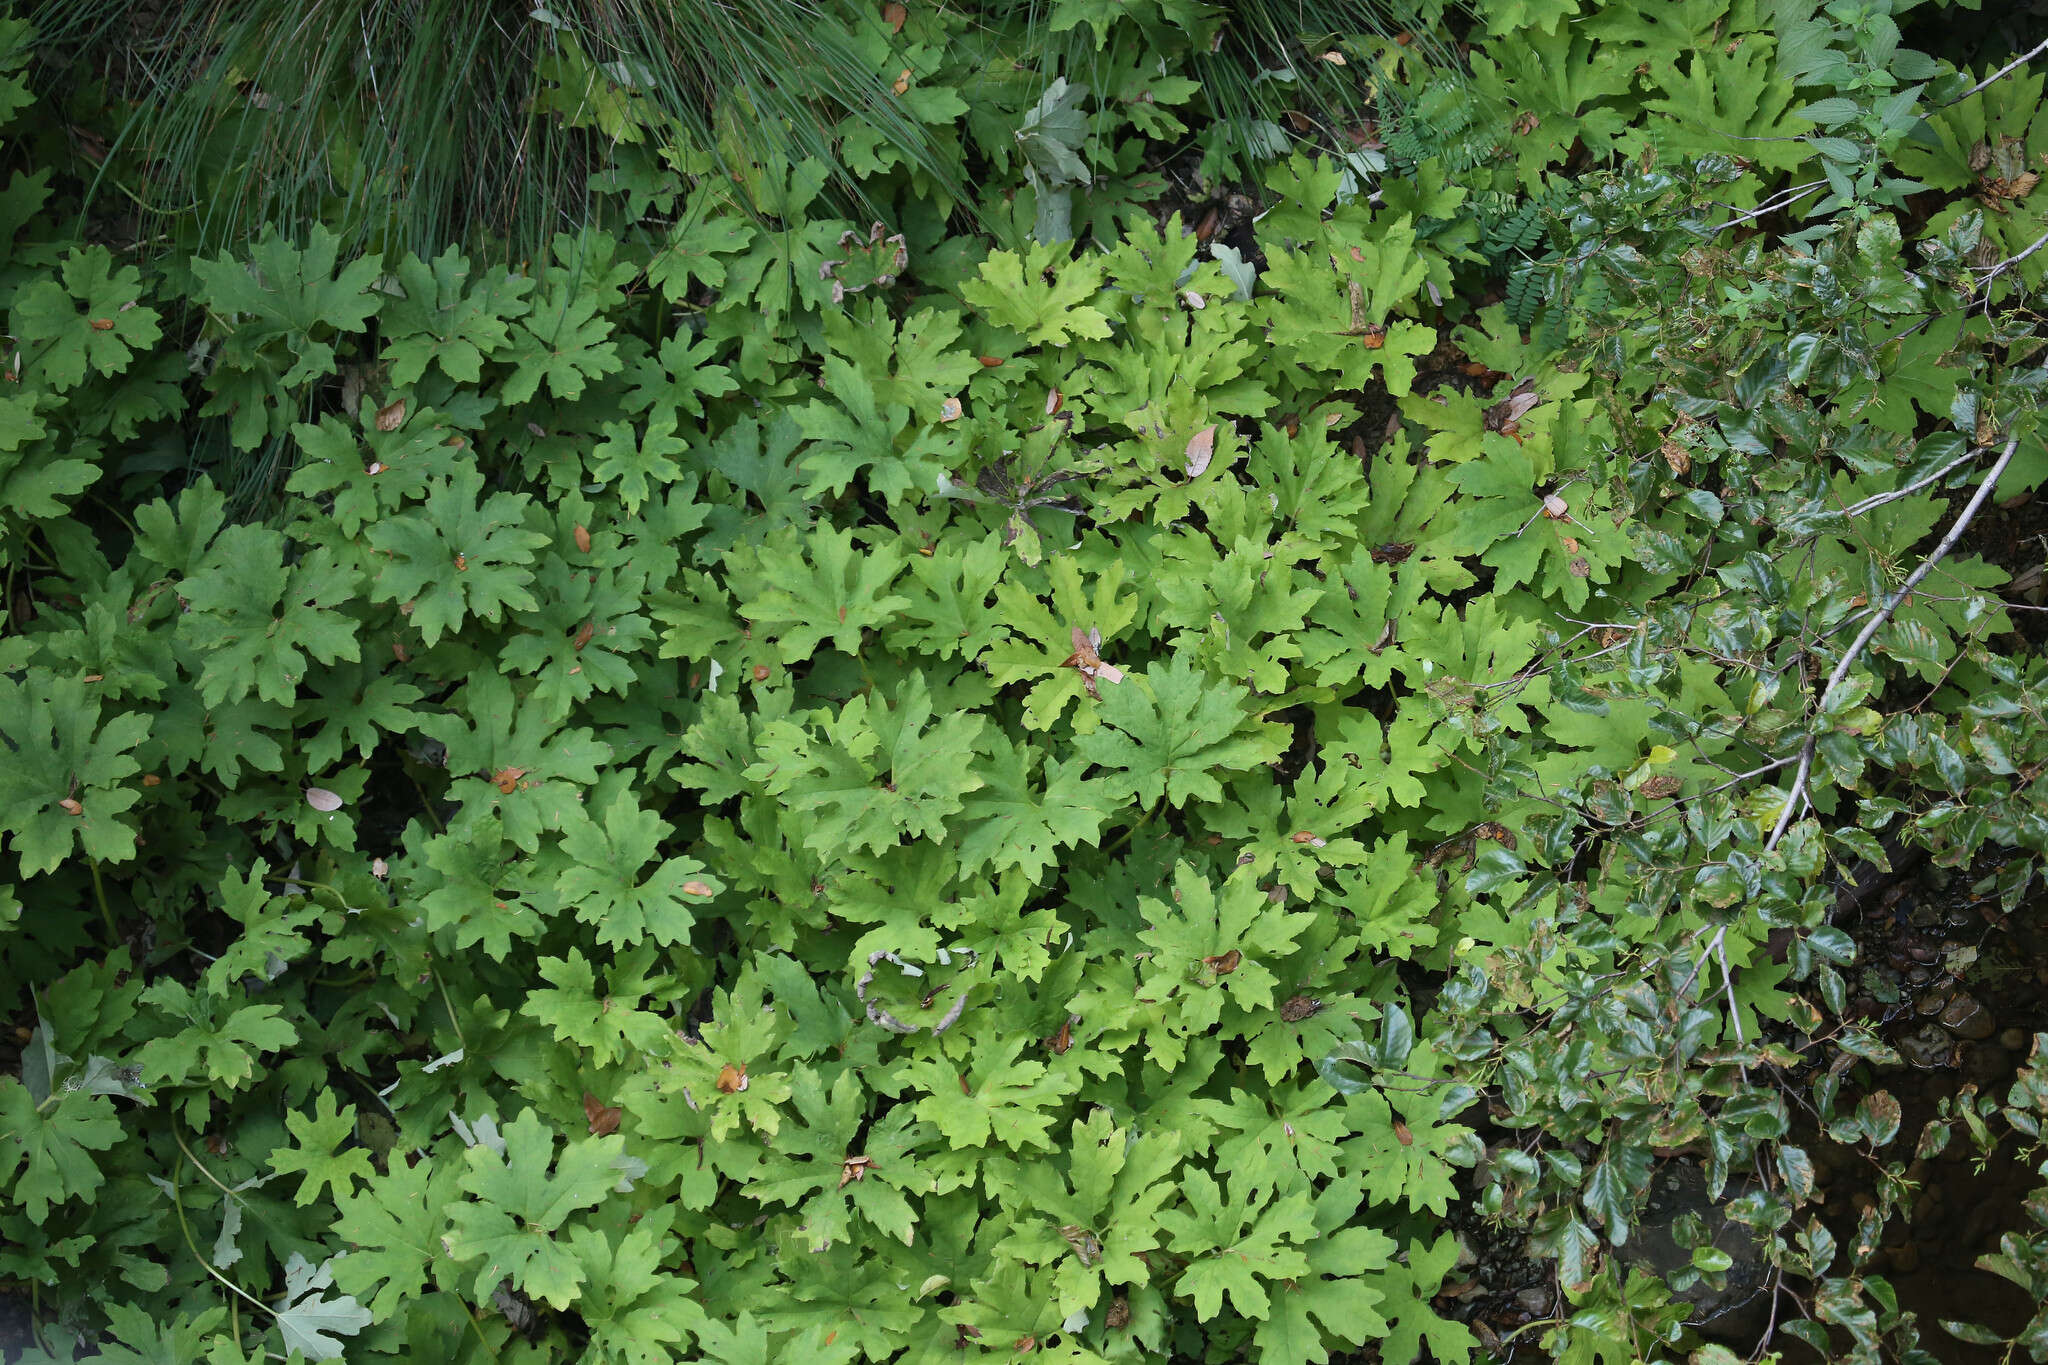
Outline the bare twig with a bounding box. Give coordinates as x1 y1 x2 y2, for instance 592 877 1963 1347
1701 180 1827 235
1683 432 2023 1024
1837 446 1986 518
1766 430 2022 850
1943 36 2048 107
1976 224 2048 291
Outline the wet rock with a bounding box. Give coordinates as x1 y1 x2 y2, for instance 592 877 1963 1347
1615 1162 1768 1341
1514 1288 1550 1315
1899 1023 1956 1070
0 1293 36 1359
1962 1043 2012 1089
1939 992 1996 1041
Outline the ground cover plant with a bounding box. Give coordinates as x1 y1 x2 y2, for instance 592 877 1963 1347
3 2 2048 1363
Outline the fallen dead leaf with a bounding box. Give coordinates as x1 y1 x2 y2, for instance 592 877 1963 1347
375 398 407 431
1184 424 1218 477
583 1092 623 1136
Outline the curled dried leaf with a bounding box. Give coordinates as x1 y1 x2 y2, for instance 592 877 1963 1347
882 0 907 30
1203 949 1242 975
938 396 963 422
59 798 83 816
583 1092 623 1136
375 399 407 431
715 1062 748 1094
491 766 530 794
573 524 593 554
1541 493 1570 519
1280 995 1323 1022
1184 424 1218 477
681 880 716 897
305 787 345 812
1059 1225 1103 1267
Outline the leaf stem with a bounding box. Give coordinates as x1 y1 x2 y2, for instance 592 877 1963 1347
430 964 468 1050
88 857 118 943
168 1147 276 1325
1100 797 1163 857
408 772 448 832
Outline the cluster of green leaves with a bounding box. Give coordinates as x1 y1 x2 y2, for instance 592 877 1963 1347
4 2 2048 1364
30 0 1463 265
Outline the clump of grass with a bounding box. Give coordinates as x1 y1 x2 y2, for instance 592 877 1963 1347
26 0 953 261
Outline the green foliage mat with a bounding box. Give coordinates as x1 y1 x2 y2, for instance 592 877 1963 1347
4 2 2048 1363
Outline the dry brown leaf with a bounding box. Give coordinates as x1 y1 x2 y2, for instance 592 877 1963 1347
715 1062 748 1094
375 399 407 431
90 318 115 331
882 0 907 31
59 798 83 816
492 766 530 794
583 1092 623 1137
1184 424 1218 477
938 396 963 422
892 68 911 95
681 880 716 897
1203 949 1242 975
141 774 161 788
1280 995 1323 1022
573 524 593 554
